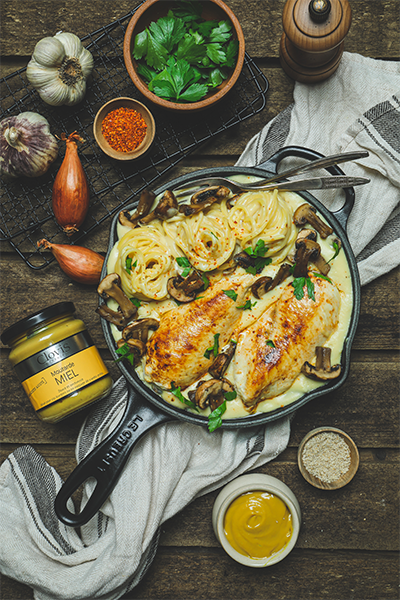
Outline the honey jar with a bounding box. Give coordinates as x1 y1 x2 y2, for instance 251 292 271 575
1 302 113 423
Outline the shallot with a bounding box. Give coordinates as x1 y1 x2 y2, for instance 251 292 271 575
37 239 104 285
52 132 89 236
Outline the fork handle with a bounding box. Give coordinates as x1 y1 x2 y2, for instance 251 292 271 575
258 146 356 230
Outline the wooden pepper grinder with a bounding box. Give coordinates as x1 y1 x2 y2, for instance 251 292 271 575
280 0 352 83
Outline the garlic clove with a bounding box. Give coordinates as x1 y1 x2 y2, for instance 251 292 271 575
37 79 71 107
32 36 66 68
79 48 95 78
54 32 83 59
26 60 59 88
65 80 87 106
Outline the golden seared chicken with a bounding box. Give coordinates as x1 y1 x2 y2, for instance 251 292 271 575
233 275 341 405
145 274 253 390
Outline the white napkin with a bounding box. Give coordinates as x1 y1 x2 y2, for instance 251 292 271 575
237 52 400 286
0 377 290 600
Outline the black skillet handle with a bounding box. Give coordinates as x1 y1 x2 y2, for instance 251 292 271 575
54 383 173 528
258 145 356 230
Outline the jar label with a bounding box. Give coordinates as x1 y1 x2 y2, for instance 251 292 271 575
18 345 109 412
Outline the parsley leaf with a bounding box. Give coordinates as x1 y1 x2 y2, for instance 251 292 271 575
125 257 133 273
243 240 272 274
115 343 135 366
148 13 186 53
170 382 199 411
204 333 220 359
201 272 210 290
223 289 238 301
209 21 232 43
266 339 276 348
237 300 257 310
328 240 341 263
310 272 332 283
176 256 191 268
292 277 315 301
130 297 141 308
208 389 237 432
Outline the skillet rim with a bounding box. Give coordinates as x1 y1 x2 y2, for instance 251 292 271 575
100 164 361 429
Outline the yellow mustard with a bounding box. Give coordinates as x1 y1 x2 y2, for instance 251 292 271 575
1 302 113 423
224 491 292 559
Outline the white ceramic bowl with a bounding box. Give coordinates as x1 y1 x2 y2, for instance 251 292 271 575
212 473 301 567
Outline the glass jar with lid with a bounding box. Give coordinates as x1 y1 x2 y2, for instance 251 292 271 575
1 302 113 423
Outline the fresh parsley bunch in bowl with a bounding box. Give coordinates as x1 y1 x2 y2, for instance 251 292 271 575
123 0 245 111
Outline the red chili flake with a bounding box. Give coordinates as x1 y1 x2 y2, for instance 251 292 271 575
101 107 148 152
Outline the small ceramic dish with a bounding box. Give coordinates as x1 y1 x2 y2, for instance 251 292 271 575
93 97 155 160
298 426 359 490
123 0 245 112
212 473 301 567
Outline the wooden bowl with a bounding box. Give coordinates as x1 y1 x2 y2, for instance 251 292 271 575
93 97 155 160
123 0 245 112
298 427 359 490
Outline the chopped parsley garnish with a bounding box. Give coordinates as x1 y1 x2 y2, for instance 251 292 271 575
125 257 137 273
176 256 192 277
201 272 210 290
115 343 135 365
310 272 333 283
243 240 272 274
133 2 239 104
208 390 237 432
292 277 315 301
130 297 142 308
266 339 276 348
170 382 199 411
223 289 238 301
204 333 220 359
328 240 341 263
237 299 257 310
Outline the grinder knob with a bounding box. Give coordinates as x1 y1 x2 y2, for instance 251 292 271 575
280 0 352 83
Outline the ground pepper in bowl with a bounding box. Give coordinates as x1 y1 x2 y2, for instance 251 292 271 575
101 106 147 152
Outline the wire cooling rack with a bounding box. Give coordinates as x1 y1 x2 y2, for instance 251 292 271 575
0 4 269 269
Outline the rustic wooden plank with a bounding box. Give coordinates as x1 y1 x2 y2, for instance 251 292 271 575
1 1 399 59
2 547 399 600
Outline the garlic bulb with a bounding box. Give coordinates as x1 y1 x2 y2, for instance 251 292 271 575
0 112 58 179
26 32 94 106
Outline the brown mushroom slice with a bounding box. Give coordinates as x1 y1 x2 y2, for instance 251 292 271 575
97 273 138 320
208 342 237 379
179 186 230 216
294 239 330 277
96 304 131 330
288 228 318 262
167 270 204 303
293 203 333 239
251 276 273 299
118 189 156 228
251 263 292 299
122 318 159 343
140 190 179 223
194 378 235 411
301 346 341 380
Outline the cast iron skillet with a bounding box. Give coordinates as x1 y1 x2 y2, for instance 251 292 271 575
55 146 361 527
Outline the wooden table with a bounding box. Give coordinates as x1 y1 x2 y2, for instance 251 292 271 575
1 1 399 598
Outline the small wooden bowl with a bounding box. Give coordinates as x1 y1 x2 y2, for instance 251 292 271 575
93 97 155 160
298 427 359 490
123 0 245 112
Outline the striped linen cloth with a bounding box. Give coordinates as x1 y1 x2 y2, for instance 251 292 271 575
236 52 400 286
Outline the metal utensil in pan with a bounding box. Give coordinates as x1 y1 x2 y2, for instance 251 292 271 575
55 145 362 527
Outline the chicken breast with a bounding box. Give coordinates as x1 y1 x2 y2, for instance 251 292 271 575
233 275 341 405
145 274 253 390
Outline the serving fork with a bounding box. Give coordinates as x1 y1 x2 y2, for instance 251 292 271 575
173 150 370 197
